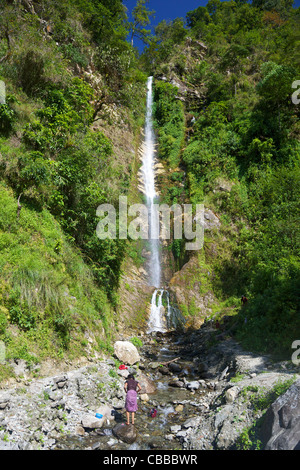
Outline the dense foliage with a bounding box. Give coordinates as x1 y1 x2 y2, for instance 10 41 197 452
149 0 300 357
0 0 299 364
0 0 147 362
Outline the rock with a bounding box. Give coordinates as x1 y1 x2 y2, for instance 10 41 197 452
137 372 157 394
170 425 181 433
91 441 101 450
214 405 233 431
169 380 185 388
198 379 207 389
225 386 239 403
149 437 162 448
0 397 10 410
75 425 85 436
117 369 129 379
219 366 229 381
95 404 115 424
12 359 28 377
203 209 221 231
114 341 140 365
107 438 118 447
168 363 182 373
186 381 200 391
81 414 104 430
261 378 300 450
140 393 149 402
175 404 184 413
158 366 169 375
183 417 201 429
56 381 67 389
148 362 162 369
112 423 137 444
176 430 188 438
213 177 234 194
54 375 67 385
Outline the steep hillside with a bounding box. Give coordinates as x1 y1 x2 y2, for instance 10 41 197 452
144 0 300 358
0 0 148 374
0 0 299 381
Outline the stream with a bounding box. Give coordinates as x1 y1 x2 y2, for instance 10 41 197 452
55 329 212 451
54 77 209 451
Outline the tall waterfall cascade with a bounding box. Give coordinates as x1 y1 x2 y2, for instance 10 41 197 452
141 77 183 334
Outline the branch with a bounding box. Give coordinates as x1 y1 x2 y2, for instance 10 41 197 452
0 52 10 64
161 357 180 366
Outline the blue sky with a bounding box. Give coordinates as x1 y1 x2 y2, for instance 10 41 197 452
124 0 300 50
124 0 209 28
124 0 300 27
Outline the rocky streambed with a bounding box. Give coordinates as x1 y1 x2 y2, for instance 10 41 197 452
0 322 299 451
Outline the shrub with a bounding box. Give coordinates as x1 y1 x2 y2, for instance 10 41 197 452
0 98 16 136
130 337 143 348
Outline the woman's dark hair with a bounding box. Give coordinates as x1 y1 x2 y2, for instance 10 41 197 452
127 374 135 380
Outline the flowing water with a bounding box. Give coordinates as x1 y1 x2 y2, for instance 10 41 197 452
142 76 182 334
142 76 161 291
55 77 194 452
142 76 165 333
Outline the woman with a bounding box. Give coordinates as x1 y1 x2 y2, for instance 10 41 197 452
124 374 141 425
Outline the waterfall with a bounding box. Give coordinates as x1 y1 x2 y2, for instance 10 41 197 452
147 289 166 334
142 76 161 290
141 77 165 333
142 77 185 334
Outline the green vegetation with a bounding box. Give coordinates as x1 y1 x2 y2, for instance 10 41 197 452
153 81 185 169
0 183 114 360
147 0 300 358
236 376 297 449
130 336 143 348
0 0 299 371
0 0 148 369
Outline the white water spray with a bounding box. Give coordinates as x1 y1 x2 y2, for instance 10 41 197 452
141 77 166 333
142 77 185 334
142 76 161 290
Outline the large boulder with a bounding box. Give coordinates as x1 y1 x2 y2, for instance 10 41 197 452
81 414 104 430
137 372 157 394
95 404 115 425
113 341 140 365
112 423 137 444
261 378 300 450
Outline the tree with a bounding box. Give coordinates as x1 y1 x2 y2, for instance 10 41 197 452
155 18 186 44
251 0 294 11
256 61 297 133
186 6 211 28
206 0 222 16
129 0 155 46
